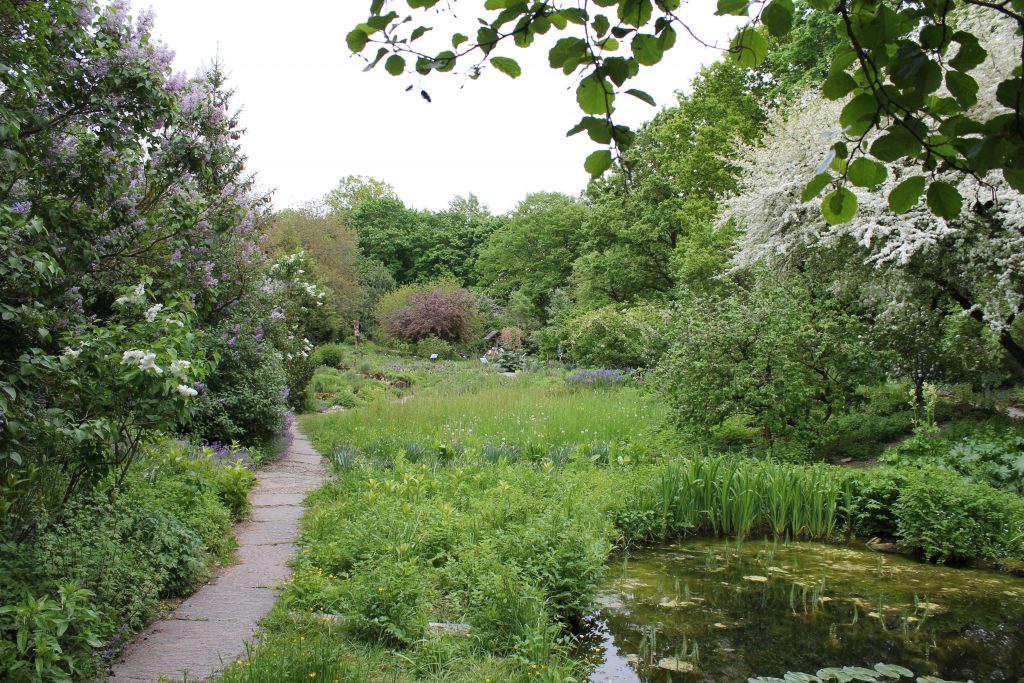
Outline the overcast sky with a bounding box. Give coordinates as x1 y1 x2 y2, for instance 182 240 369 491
143 1 743 214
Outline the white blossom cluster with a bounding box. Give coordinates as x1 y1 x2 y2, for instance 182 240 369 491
121 349 162 374
120 350 200 397
144 303 163 322
114 282 146 306
724 12 1023 333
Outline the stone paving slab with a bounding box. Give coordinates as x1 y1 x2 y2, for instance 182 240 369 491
107 619 258 682
251 503 305 523
171 587 278 622
107 426 327 682
249 491 308 507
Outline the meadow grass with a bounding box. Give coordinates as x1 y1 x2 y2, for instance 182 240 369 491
300 379 665 465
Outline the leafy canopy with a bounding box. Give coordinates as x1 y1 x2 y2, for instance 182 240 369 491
348 0 1024 222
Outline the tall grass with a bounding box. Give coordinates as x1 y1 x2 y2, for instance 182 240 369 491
300 384 663 464
628 456 847 542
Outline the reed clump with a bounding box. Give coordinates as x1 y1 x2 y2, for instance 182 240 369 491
622 455 847 542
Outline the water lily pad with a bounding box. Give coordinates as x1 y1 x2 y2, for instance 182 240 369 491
658 599 695 608
657 657 695 673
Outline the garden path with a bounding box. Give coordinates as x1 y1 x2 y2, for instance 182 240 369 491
107 425 327 682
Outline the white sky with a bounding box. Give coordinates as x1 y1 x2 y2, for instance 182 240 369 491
143 1 743 214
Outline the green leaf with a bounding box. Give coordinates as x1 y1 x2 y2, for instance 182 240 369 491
839 93 878 137
477 27 499 54
874 663 913 678
926 181 963 219
602 57 638 86
584 149 613 177
617 0 653 28
385 54 405 76
945 70 979 108
346 29 369 53
801 173 832 203
949 31 987 71
409 26 432 42
871 127 921 162
1004 167 1024 193
631 34 664 66
576 73 613 115
847 158 888 188
566 116 612 144
823 70 857 100
729 27 768 68
549 37 587 73
716 0 748 15
761 0 794 37
996 77 1023 109
452 33 468 48
592 14 610 37
888 175 925 213
490 56 521 78
822 187 857 225
625 88 656 106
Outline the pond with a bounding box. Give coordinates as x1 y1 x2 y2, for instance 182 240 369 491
583 539 1024 682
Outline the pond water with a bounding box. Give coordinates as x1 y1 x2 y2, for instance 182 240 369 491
583 539 1024 682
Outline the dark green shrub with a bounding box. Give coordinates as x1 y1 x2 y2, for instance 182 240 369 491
0 441 245 677
0 495 164 633
881 432 952 464
416 336 458 360
844 467 913 538
820 411 914 460
211 462 256 521
119 508 204 596
893 469 1024 562
946 431 1024 494
124 460 233 555
881 423 1024 495
461 563 547 652
500 513 612 617
185 337 288 446
311 343 347 368
283 354 316 411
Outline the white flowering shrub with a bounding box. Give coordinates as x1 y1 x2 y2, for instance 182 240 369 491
725 14 1024 371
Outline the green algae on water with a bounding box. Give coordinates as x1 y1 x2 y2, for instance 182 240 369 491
585 539 1024 682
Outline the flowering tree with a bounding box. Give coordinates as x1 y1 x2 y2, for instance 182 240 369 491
0 1 295 532
726 71 1024 369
